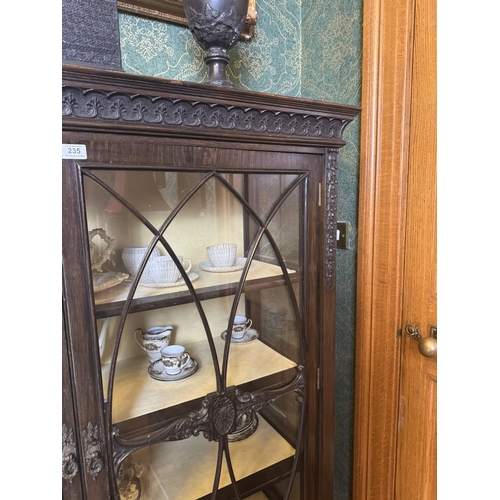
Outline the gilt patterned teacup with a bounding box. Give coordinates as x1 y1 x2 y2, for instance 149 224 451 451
230 315 252 339
161 345 191 375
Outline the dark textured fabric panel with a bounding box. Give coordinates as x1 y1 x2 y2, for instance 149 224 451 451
62 0 123 69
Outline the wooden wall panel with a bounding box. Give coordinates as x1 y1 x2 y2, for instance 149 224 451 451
353 0 416 497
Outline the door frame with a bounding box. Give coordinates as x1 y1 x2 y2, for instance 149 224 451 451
353 0 417 497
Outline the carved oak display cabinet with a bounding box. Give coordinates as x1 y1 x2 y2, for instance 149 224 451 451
62 64 360 500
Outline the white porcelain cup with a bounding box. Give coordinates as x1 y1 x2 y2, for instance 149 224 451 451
134 326 173 362
145 255 192 284
122 246 160 277
206 243 237 268
231 315 252 339
161 345 191 375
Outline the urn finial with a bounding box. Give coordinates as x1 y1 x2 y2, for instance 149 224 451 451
183 0 250 87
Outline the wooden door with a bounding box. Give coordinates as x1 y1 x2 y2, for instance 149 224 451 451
395 0 437 495
353 0 436 497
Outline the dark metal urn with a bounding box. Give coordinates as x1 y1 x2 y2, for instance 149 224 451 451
183 0 249 87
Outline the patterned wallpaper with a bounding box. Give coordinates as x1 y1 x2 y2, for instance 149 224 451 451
119 0 303 94
118 1 362 498
301 3 362 500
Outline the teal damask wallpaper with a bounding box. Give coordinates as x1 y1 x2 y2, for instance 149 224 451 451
119 0 302 94
301 3 362 499
119 1 362 497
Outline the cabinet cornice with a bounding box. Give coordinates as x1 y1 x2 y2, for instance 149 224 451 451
62 65 360 147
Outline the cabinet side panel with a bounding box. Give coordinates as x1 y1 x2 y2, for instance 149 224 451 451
62 159 114 499
62 312 84 500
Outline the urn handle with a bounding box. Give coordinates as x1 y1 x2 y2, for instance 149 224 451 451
88 228 114 272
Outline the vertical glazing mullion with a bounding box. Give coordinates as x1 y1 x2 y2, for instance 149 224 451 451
210 439 226 500
217 173 308 388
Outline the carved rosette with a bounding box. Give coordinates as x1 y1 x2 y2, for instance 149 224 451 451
62 424 79 482
82 422 104 480
211 394 237 438
62 87 349 142
325 148 339 290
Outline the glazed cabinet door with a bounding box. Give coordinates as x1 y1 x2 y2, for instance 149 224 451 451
62 133 326 500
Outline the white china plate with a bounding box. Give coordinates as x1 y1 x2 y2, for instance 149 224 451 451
198 257 246 273
148 357 198 381
221 328 259 343
139 272 198 288
93 271 129 293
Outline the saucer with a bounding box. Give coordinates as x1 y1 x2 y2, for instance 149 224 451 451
228 412 259 442
221 328 259 343
93 271 129 292
198 257 247 273
148 357 198 381
139 272 198 288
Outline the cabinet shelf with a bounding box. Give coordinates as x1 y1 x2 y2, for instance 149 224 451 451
94 261 298 319
131 416 296 500
103 336 297 424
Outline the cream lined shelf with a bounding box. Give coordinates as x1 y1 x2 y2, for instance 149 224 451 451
94 260 297 320
102 335 297 424
95 260 295 305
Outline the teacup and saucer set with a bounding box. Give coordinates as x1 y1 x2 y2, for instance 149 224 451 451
122 246 199 287
148 345 198 381
135 325 198 381
221 315 259 344
199 243 246 273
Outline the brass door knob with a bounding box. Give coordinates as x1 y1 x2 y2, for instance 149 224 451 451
405 324 437 359
418 336 437 358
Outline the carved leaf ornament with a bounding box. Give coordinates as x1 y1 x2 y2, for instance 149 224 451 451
62 87 349 141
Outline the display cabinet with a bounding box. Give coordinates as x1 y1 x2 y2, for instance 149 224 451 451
62 64 360 500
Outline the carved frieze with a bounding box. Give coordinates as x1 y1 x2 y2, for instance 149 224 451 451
62 86 350 141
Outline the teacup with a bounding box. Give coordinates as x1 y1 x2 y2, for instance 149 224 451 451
230 315 252 339
206 243 237 268
122 246 160 277
161 345 191 375
134 326 173 362
145 255 192 284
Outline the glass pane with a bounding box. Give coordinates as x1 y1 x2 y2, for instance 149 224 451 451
119 439 219 500
83 166 307 500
